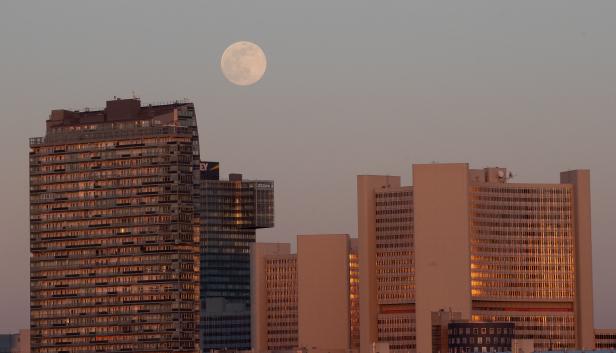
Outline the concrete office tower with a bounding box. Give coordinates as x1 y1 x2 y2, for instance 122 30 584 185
251 235 359 353
594 329 616 349
357 164 594 353
358 175 415 353
199 165 274 352
29 98 201 353
251 243 297 352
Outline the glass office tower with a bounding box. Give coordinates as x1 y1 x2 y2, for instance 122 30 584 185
199 164 274 352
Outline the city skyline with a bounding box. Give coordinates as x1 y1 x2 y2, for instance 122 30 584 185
1 0 616 333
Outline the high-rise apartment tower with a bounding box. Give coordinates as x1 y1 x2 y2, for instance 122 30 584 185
29 98 201 353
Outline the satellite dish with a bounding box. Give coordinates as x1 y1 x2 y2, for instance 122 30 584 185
498 170 505 178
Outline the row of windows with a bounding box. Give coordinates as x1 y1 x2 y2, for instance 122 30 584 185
449 336 511 344
32 146 171 164
32 136 190 154
449 347 509 353
31 155 189 175
31 166 179 185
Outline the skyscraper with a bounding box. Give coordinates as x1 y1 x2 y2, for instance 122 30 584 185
199 168 274 352
358 164 594 353
29 98 201 353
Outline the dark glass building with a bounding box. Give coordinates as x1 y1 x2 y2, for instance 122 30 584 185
199 165 274 352
0 334 17 353
448 322 514 353
29 98 202 353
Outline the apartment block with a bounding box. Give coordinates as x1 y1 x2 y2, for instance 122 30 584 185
29 98 201 353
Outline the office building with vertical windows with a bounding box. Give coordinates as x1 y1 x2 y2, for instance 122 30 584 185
358 164 594 353
29 98 202 353
594 329 616 349
199 166 274 352
250 234 359 353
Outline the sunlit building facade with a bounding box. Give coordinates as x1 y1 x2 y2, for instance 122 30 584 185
358 176 416 353
358 164 594 353
594 329 616 349
350 239 361 350
251 243 297 352
199 167 274 352
29 98 201 353
251 235 358 353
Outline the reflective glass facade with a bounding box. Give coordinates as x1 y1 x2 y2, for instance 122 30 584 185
470 183 577 350
29 99 201 353
199 173 274 351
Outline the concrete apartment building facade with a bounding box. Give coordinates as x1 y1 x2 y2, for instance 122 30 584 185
358 163 594 353
29 99 202 353
250 235 359 353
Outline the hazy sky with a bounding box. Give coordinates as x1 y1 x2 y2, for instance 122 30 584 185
1 1 615 331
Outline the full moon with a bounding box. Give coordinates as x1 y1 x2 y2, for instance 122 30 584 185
220 41 267 86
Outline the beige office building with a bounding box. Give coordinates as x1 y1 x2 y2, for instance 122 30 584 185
358 164 594 353
594 328 616 349
251 235 359 353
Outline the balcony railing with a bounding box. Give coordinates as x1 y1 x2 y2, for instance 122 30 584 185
30 126 193 147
